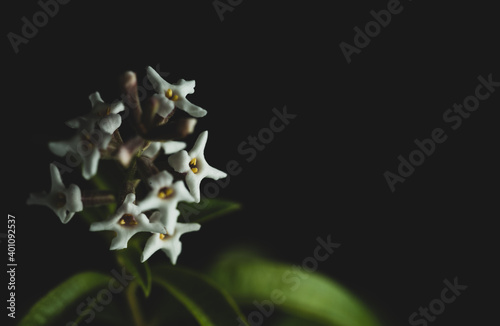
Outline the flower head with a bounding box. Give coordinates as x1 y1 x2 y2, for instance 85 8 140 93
27 163 83 224
146 66 207 118
137 171 195 235
168 131 227 202
90 193 166 250
141 222 201 264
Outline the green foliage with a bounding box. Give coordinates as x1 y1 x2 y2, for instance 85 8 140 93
116 243 152 298
208 249 382 326
152 265 249 326
18 271 111 326
178 198 242 224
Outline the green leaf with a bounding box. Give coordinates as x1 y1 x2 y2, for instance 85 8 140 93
207 250 382 326
115 242 152 298
152 265 249 326
18 271 111 326
177 198 241 224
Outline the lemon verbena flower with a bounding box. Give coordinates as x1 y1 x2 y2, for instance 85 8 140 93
137 171 195 235
27 163 83 224
146 66 207 118
168 131 227 202
141 222 201 265
90 193 166 250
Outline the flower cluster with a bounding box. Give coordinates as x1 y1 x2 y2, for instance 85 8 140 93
27 66 227 264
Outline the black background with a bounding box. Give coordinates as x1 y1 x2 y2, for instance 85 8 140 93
2 0 499 325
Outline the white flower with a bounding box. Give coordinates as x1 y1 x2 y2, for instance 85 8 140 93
27 163 83 224
142 141 186 158
90 193 166 250
141 222 201 264
66 92 125 135
48 118 108 180
88 92 125 134
137 171 195 235
168 131 227 202
146 66 207 118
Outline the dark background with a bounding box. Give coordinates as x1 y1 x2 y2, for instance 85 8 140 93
2 0 499 325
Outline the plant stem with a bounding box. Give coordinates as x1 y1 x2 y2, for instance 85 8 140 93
81 190 115 207
126 281 147 326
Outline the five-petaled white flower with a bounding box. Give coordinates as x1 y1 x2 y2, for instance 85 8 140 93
90 193 166 250
138 171 195 235
27 163 83 224
49 118 107 180
168 131 227 202
146 66 207 118
141 222 201 265
66 92 125 134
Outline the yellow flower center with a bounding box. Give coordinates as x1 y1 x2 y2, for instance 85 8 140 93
158 187 174 199
119 214 138 226
165 89 179 101
159 233 172 240
189 158 198 174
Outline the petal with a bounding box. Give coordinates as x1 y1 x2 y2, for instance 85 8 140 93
162 141 186 155
48 140 72 157
65 184 83 212
110 101 125 114
165 240 182 265
89 220 111 232
142 141 162 158
82 148 101 180
204 165 228 180
26 192 49 206
141 233 163 262
149 170 174 189
173 79 196 97
65 118 82 129
146 66 170 93
185 172 202 203
136 213 167 234
172 180 195 203
54 206 69 223
176 222 201 237
168 150 191 173
154 94 175 118
189 131 208 158
98 133 112 149
49 163 65 193
60 211 75 224
110 234 129 250
137 195 162 214
124 193 136 203
89 92 104 107
164 208 180 236
98 114 122 134
175 97 207 118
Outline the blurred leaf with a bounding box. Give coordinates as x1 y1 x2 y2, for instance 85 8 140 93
78 204 116 225
177 198 241 224
18 271 112 326
207 250 382 326
271 311 333 326
116 243 152 298
152 265 249 326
